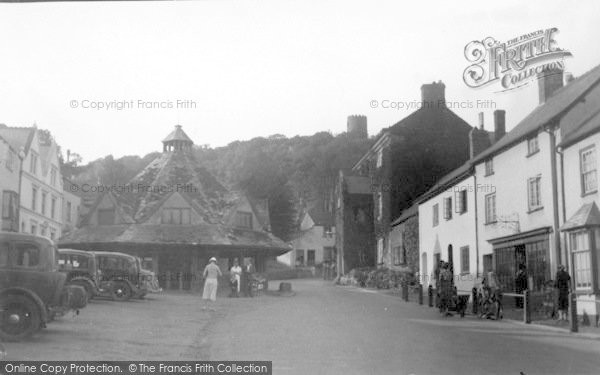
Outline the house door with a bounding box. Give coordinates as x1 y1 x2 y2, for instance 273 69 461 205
447 245 454 274
307 250 315 266
483 254 493 274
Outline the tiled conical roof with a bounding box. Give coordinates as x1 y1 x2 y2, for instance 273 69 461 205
162 124 193 144
116 150 228 223
61 125 290 253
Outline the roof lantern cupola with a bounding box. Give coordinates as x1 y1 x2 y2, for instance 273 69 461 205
162 124 193 153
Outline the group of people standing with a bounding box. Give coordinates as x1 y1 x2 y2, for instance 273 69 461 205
436 261 454 316
201 257 256 309
435 258 573 321
515 263 572 321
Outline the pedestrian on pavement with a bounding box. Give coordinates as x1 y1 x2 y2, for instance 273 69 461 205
244 258 256 296
438 262 453 316
515 264 527 308
229 258 242 298
202 257 222 308
554 265 571 321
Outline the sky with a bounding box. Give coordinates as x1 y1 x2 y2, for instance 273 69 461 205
0 0 599 162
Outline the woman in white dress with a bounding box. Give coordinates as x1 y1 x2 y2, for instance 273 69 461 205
229 258 242 297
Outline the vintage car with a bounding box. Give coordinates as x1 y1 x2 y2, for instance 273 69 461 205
58 248 102 301
93 251 149 301
0 232 87 341
135 257 162 295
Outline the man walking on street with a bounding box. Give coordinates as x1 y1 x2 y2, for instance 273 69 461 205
202 257 222 309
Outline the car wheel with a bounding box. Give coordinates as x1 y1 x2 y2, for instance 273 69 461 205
0 294 42 342
69 280 93 302
112 282 132 302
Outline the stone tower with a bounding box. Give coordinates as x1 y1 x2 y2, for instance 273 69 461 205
347 115 368 139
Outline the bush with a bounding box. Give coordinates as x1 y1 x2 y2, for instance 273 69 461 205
339 267 416 289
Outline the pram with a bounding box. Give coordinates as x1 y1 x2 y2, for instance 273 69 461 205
476 274 503 320
438 286 469 318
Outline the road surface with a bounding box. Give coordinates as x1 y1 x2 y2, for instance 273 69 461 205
4 279 600 375
208 279 600 375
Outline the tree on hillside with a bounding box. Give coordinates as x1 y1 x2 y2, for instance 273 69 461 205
268 183 297 242
60 150 83 179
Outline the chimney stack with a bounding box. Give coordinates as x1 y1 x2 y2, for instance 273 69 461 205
469 128 490 159
494 110 506 142
478 112 484 130
421 81 446 107
538 69 564 104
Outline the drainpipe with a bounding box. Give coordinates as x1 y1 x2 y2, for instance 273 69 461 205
17 148 25 232
473 172 480 278
556 146 568 272
544 124 562 269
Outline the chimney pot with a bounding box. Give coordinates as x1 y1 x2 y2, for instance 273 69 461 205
478 112 484 130
494 109 506 142
538 69 564 104
421 81 446 107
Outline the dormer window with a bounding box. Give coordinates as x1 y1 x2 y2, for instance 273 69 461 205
235 211 253 229
5 150 14 171
161 208 191 225
50 166 58 186
484 158 494 176
527 135 539 156
30 151 38 175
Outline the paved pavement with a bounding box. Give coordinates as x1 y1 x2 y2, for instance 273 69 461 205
4 279 600 375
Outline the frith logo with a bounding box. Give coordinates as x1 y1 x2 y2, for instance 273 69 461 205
463 28 572 91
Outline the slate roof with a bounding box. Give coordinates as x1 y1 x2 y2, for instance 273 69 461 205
115 150 228 223
308 205 333 227
387 104 472 137
473 64 600 163
63 177 82 198
61 126 289 253
412 64 600 209
0 133 17 153
59 223 288 251
391 202 418 226
560 202 600 231
0 125 35 154
558 108 600 148
415 161 473 204
162 124 193 143
353 102 476 170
